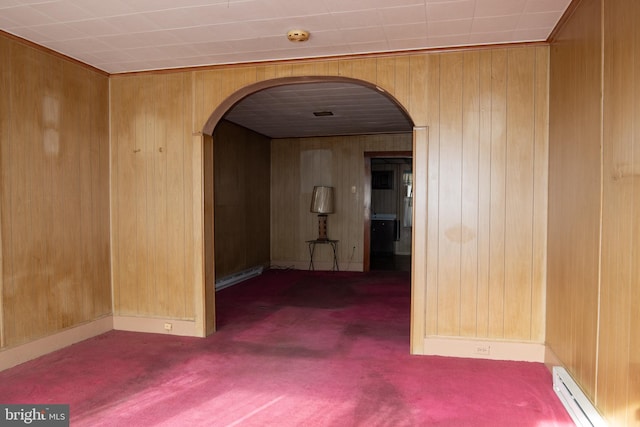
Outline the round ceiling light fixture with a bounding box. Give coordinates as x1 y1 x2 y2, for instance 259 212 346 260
287 29 310 42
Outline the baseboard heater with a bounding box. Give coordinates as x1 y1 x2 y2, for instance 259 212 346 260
552 366 607 426
215 266 263 291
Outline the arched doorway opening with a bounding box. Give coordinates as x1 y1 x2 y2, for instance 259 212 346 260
201 76 425 353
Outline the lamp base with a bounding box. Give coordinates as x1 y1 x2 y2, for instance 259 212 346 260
317 214 329 240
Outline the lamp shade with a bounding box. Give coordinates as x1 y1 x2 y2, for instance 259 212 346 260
310 186 334 214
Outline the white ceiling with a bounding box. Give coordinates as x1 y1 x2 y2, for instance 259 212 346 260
224 82 414 138
0 0 572 74
1 0 571 138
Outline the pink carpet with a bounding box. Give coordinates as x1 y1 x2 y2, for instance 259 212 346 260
0 270 573 426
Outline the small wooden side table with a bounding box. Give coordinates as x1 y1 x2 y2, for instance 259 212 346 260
306 239 339 271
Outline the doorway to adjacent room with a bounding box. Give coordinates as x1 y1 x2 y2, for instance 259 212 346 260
364 152 413 272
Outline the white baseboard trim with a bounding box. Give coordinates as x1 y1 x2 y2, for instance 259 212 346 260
113 316 200 337
422 336 546 362
0 316 113 371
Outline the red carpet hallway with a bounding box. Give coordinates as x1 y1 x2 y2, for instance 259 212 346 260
0 270 573 426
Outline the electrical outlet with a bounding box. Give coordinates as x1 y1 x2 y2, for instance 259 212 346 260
474 344 490 355
164 323 173 331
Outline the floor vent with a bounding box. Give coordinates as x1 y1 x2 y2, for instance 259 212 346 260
215 266 263 291
552 366 607 426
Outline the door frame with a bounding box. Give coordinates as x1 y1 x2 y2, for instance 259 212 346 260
363 150 413 272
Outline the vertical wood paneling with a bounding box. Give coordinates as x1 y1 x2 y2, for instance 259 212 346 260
488 49 507 338
173 73 193 317
437 52 464 336
6 45 47 340
213 120 270 279
547 0 602 408
530 46 549 343
549 0 640 423
425 55 441 336
411 126 429 353
3 31 550 359
409 55 428 125
110 77 131 314
291 62 316 76
629 4 640 418
504 48 535 340
476 50 493 337
348 58 377 82
405 47 544 342
270 134 413 268
393 57 411 116
460 51 480 337
376 57 396 93
191 132 204 333
109 47 547 350
111 73 193 319
1 34 110 348
203 133 215 335
0 35 8 347
599 0 638 423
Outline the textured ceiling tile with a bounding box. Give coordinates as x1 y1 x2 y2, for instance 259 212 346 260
474 0 527 17
1 5 55 27
426 1 476 21
427 19 473 36
1 0 570 73
472 15 519 33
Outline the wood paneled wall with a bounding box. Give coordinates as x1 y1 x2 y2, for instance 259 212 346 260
548 0 640 424
110 73 195 319
260 46 548 343
109 45 549 348
547 0 602 404
600 0 640 424
423 48 549 342
213 120 270 279
270 134 412 270
0 34 111 348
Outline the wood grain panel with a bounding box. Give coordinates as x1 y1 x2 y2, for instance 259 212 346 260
111 73 194 320
549 0 640 423
599 0 638 423
203 133 215 335
376 57 396 94
460 51 480 337
437 52 464 336
547 0 602 406
530 46 548 343
270 134 412 268
411 126 428 354
476 50 493 338
213 120 270 279
408 56 428 123
504 48 535 340
413 47 546 342
110 47 548 351
0 34 110 348
2 27 552 360
425 54 441 336
487 49 508 338
0 36 9 347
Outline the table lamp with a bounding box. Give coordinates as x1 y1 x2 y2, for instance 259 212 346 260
310 186 334 240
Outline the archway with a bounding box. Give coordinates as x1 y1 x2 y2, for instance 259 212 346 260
201 76 426 354
202 76 413 136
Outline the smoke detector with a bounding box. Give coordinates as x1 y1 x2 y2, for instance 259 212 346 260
287 29 310 42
